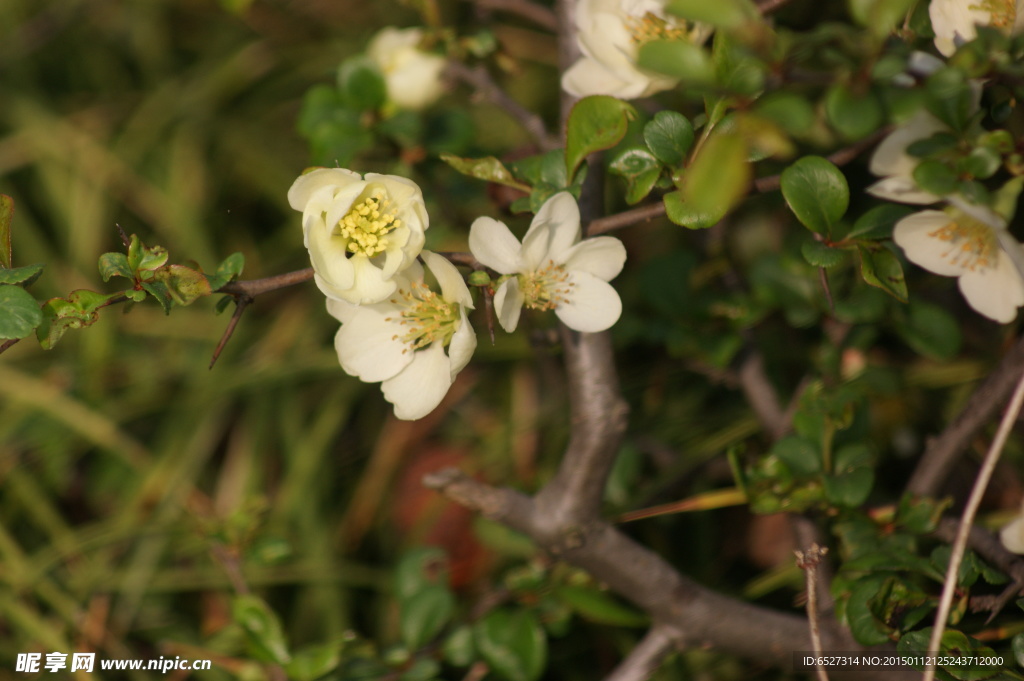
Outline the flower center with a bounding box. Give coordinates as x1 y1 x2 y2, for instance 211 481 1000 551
389 282 462 351
337 192 401 257
927 216 1000 272
626 12 688 46
519 260 574 311
972 0 1017 29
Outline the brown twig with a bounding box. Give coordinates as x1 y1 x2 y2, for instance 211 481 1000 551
907 331 1024 497
924 365 1024 681
755 0 794 13
217 267 314 298
0 337 20 354
209 296 250 369
796 544 831 681
470 0 559 31
603 626 676 681
447 61 559 152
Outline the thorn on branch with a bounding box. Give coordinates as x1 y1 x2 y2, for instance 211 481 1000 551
210 295 251 369
115 223 130 248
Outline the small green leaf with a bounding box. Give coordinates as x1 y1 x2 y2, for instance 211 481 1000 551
608 147 662 205
898 300 961 360
754 93 815 138
681 132 750 223
206 252 246 291
801 240 846 268
665 0 760 28
35 290 118 348
0 263 44 286
858 245 907 302
771 436 821 475
285 641 343 681
565 96 638 181
845 577 894 645
958 146 1001 179
233 594 291 665
926 67 975 132
1013 632 1024 668
395 548 449 601
912 159 959 196
848 204 914 240
400 585 455 650
0 194 13 269
443 626 476 667
98 253 133 282
0 284 43 339
127 235 169 272
141 281 174 314
473 608 547 681
643 111 694 167
156 265 212 306
780 156 850 235
554 586 648 627
636 39 715 85
663 189 726 229
825 85 884 140
440 154 532 192
337 55 387 112
847 0 916 38
824 445 874 507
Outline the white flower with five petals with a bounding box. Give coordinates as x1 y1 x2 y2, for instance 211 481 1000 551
930 0 1024 57
327 251 476 421
366 27 447 111
893 196 1024 323
469 192 627 333
866 109 950 205
289 168 428 305
562 0 704 99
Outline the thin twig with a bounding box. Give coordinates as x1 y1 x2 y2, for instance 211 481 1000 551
447 61 559 151
755 0 794 13
923 366 1024 681
907 332 1024 497
218 267 314 298
795 544 831 681
470 0 559 31
0 337 20 354
603 626 675 681
209 296 251 369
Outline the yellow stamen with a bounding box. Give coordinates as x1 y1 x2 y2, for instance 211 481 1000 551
626 12 689 46
389 281 461 352
520 260 574 311
972 0 1017 29
927 217 1000 272
336 192 401 257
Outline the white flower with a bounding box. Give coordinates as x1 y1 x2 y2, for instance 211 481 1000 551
366 27 446 111
893 197 1024 323
289 168 428 305
930 0 1024 57
562 0 703 99
866 109 949 205
469 192 627 333
327 251 476 420
1000 505 1024 553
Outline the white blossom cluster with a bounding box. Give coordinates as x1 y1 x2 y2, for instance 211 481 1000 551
870 1 1024 323
289 169 626 420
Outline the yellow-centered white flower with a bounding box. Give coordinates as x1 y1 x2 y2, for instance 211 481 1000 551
562 0 705 99
289 168 428 305
930 0 1024 57
367 27 446 111
469 192 627 333
327 252 476 421
893 196 1024 323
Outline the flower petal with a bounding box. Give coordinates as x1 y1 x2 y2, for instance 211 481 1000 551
562 236 627 281
893 210 966 277
555 271 622 332
865 177 939 205
347 255 399 304
335 307 413 382
288 168 361 212
307 227 356 297
493 278 524 332
1000 515 1024 554
326 297 360 324
448 308 477 377
957 249 1024 323
382 341 453 420
422 251 474 309
468 217 522 274
868 110 947 179
523 192 582 265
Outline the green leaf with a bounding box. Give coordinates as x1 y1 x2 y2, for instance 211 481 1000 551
399 658 441 681
801 240 846 268
824 444 874 507
395 548 449 601
636 39 716 85
0 284 42 339
680 132 750 223
663 189 726 229
958 146 1001 179
825 85 884 140
0 194 13 269
285 641 344 681
754 93 815 138
233 594 291 665
554 585 648 627
400 585 455 650
127 235 169 273
847 0 916 39
141 281 174 314
912 159 959 196
206 252 246 291
1013 632 1024 668
156 265 212 306
926 67 975 132
608 147 662 205
337 55 387 112
473 608 547 681
898 300 962 360
858 245 907 302
565 96 638 181
848 204 914 240
771 436 821 475
442 626 476 667
780 156 849 235
440 154 532 192
98 253 133 282
845 577 894 645
0 263 43 286
35 290 118 349
665 0 760 28
643 111 694 167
